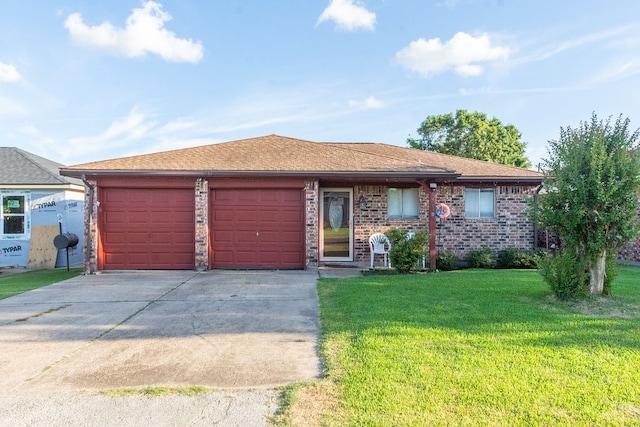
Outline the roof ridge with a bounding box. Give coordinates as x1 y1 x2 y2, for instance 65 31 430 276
12 148 67 184
415 147 539 173
324 142 455 173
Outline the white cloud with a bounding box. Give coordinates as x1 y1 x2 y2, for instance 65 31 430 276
395 32 510 77
347 96 384 109
586 58 640 86
0 61 21 82
68 109 159 158
316 0 376 32
64 1 203 63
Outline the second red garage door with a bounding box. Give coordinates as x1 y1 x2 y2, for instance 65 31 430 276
209 188 305 269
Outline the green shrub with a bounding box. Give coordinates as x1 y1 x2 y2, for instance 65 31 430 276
385 228 429 274
497 248 545 269
466 248 495 269
436 251 459 271
538 250 589 299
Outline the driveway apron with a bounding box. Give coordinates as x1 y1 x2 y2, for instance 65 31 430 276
0 270 321 395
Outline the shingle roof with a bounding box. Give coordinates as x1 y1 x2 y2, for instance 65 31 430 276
0 147 83 186
60 134 543 182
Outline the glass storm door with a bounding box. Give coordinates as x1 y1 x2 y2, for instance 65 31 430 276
320 189 353 261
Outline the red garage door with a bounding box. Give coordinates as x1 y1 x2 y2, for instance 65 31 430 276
210 188 305 269
100 187 195 270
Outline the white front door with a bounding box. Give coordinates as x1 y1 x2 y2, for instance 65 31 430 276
320 188 353 261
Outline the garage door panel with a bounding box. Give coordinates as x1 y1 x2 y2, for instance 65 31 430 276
126 232 150 244
213 230 233 242
100 187 195 270
210 188 304 269
281 231 304 243
236 231 257 243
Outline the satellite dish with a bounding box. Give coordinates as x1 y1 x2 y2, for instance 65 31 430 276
435 203 451 219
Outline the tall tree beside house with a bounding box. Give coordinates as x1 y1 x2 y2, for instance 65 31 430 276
531 113 640 297
407 109 531 168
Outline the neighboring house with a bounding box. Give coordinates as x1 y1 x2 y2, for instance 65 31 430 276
1 147 85 268
60 135 544 273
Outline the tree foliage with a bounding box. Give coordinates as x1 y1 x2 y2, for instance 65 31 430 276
531 113 640 296
407 109 531 168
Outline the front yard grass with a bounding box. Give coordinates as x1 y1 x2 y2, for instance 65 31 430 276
275 266 640 426
0 268 83 300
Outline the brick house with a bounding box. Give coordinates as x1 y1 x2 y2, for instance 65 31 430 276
60 135 545 273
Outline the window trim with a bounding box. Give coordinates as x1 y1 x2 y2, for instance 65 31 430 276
387 187 419 219
1 192 31 239
464 188 495 219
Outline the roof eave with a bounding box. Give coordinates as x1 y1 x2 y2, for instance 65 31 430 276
60 169 461 180
453 176 544 184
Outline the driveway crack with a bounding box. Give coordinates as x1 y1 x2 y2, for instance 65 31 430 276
26 273 200 382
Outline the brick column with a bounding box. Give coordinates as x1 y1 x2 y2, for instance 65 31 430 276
84 179 98 274
305 181 319 269
194 178 209 270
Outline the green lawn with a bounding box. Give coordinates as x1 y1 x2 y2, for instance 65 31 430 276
276 266 640 426
0 268 83 300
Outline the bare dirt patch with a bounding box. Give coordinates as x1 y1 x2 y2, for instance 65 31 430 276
272 380 340 426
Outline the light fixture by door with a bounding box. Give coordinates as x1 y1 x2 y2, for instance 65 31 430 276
359 195 367 209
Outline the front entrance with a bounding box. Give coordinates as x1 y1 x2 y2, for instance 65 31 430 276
320 189 353 261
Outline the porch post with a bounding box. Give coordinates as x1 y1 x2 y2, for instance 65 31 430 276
428 183 437 270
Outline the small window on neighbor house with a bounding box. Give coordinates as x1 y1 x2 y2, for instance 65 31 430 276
465 188 495 218
1 193 30 239
388 188 419 218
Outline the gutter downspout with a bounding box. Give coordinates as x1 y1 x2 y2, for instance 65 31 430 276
81 175 95 275
533 184 544 250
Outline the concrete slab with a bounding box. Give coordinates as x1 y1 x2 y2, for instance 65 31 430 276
0 270 321 397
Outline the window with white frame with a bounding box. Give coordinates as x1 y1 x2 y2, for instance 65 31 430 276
465 188 495 218
1 193 30 239
388 188 419 218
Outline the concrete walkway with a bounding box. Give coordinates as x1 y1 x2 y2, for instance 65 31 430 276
0 270 323 426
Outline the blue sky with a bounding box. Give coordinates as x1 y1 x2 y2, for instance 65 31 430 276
1 1 639 169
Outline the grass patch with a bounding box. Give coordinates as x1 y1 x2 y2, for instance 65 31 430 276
280 267 640 426
100 385 215 398
0 268 83 300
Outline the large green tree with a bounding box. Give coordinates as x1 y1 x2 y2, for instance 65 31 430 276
407 109 531 168
531 113 640 296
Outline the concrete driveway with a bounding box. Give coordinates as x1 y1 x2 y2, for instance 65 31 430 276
0 270 324 426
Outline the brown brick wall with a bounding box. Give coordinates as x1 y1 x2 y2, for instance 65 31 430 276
353 185 429 264
434 185 538 258
351 184 538 264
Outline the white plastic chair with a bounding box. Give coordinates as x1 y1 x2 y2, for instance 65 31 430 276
369 233 391 269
